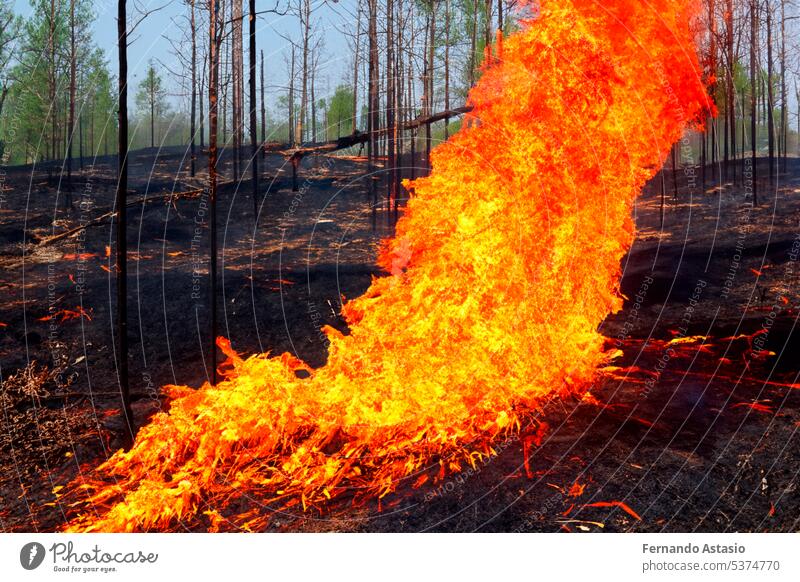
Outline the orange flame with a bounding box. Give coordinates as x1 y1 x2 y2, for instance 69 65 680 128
64 0 709 531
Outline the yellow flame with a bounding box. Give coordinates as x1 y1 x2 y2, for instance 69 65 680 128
65 0 709 531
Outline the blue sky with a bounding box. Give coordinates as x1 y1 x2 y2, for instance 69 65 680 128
12 0 355 111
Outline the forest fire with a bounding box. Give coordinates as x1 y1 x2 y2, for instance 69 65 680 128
63 0 709 531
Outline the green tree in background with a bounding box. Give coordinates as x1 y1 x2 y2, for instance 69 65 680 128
325 85 355 139
135 61 169 148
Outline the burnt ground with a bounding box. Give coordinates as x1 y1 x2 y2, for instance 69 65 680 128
0 147 798 533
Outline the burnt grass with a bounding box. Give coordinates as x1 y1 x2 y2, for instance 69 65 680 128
0 147 799 533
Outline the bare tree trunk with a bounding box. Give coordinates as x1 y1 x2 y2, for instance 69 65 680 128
50 0 56 161
726 0 734 183
497 0 503 31
352 0 361 135
779 0 786 172
394 0 403 211
248 0 258 215
750 0 758 205
425 1 435 170
289 45 296 145
367 0 379 207
297 0 311 145
311 47 317 142
709 0 717 185
231 0 242 182
484 0 491 52
208 0 220 384
190 0 197 177
117 0 135 447
408 62 415 181
67 0 76 191
200 50 206 148
469 0 478 87
260 49 265 158
150 80 155 148
444 0 450 140
766 0 774 185
386 0 396 212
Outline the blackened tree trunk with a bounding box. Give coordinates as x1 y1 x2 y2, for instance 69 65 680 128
260 49 265 158
208 0 220 383
299 0 311 145
352 0 361 135
766 0 774 184
709 0 716 184
386 0 396 212
367 0 379 207
779 0 786 172
117 0 135 447
444 0 450 140
190 0 197 177
248 0 258 215
426 1 435 170
750 0 758 205
67 0 76 190
726 0 734 183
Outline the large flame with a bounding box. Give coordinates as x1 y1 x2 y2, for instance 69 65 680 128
65 0 708 531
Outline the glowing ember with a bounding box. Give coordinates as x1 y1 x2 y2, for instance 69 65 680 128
38 307 93 323
63 0 708 531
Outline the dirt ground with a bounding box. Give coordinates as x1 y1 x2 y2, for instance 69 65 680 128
0 147 798 532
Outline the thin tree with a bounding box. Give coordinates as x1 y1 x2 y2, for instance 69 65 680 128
444 0 450 140
248 0 258 215
725 0 735 183
67 0 76 189
351 0 362 135
766 0 774 184
367 0 378 206
425 0 435 169
750 0 758 205
297 0 311 144
116 0 135 447
208 0 220 383
260 49 265 157
386 0 396 212
190 0 197 176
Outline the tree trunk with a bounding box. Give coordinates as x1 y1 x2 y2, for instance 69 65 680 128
189 0 197 176
766 0 774 184
68 0 76 190
297 0 311 145
260 49 265 158
469 0 478 87
426 1 435 170
117 0 135 447
779 0 786 172
726 0 734 183
150 80 155 148
367 0 379 207
50 0 56 161
289 45 295 145
249 0 259 215
709 0 716 185
231 0 243 182
750 0 758 205
386 0 396 212
200 50 206 148
444 0 450 140
352 0 361 135
208 0 220 383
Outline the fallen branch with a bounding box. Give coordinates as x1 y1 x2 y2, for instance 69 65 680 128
36 182 232 246
279 105 474 160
